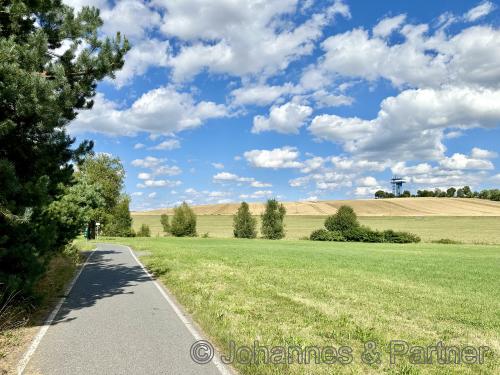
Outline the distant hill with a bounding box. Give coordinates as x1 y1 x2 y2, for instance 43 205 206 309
133 198 500 217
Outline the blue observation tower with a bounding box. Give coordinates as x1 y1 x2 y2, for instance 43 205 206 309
391 176 406 197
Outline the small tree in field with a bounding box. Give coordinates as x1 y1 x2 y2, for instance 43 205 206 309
261 199 286 239
170 202 197 237
325 205 359 232
136 224 151 237
233 202 257 238
160 214 170 234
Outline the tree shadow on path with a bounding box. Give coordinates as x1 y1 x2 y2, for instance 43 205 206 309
51 250 150 325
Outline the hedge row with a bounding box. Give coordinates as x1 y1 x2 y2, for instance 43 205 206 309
310 205 421 243
310 227 420 243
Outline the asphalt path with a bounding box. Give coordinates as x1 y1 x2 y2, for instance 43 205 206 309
22 243 229 375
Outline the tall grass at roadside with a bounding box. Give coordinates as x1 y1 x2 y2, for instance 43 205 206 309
0 242 85 372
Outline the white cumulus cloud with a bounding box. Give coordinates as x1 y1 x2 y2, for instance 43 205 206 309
252 102 313 134
244 147 303 168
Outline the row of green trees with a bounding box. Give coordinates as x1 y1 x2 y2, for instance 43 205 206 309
375 186 500 200
156 199 287 239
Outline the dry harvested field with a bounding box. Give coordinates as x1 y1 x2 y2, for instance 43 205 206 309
134 197 500 217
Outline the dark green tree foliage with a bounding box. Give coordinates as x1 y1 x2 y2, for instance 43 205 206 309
0 1 129 296
105 195 134 237
160 214 170 233
47 178 105 245
462 186 473 198
233 202 257 238
309 229 345 241
374 190 395 198
77 154 127 235
170 202 197 237
325 205 359 232
261 199 286 239
446 187 456 197
478 189 500 201
136 224 150 237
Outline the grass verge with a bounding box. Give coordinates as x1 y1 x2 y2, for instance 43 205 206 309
102 236 499 374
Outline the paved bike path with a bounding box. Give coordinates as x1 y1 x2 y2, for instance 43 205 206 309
23 243 227 375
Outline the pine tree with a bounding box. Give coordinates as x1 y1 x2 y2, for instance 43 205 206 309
233 202 257 238
0 1 129 296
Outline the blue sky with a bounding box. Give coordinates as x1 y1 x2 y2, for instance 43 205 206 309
64 0 500 210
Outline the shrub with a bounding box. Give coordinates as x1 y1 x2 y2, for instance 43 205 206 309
360 228 386 243
170 202 197 237
341 226 372 242
233 202 257 238
310 203 420 243
309 229 345 241
160 214 170 233
261 199 286 239
383 230 420 243
325 205 359 232
310 229 329 241
136 224 151 237
432 238 462 244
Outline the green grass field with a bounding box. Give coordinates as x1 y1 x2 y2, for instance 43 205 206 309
96 236 500 375
132 214 500 243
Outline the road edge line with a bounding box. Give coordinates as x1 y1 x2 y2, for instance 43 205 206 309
16 248 97 375
126 245 234 375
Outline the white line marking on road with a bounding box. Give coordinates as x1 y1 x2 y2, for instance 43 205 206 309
126 245 234 375
17 249 97 375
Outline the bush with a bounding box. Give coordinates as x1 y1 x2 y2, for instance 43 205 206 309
383 230 420 243
261 199 286 239
136 224 151 237
233 202 257 238
160 214 170 233
310 204 420 244
309 229 345 241
310 226 420 243
432 238 462 244
340 226 377 242
170 202 197 237
325 205 359 232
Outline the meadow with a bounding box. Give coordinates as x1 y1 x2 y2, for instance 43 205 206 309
132 214 500 244
96 236 500 375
